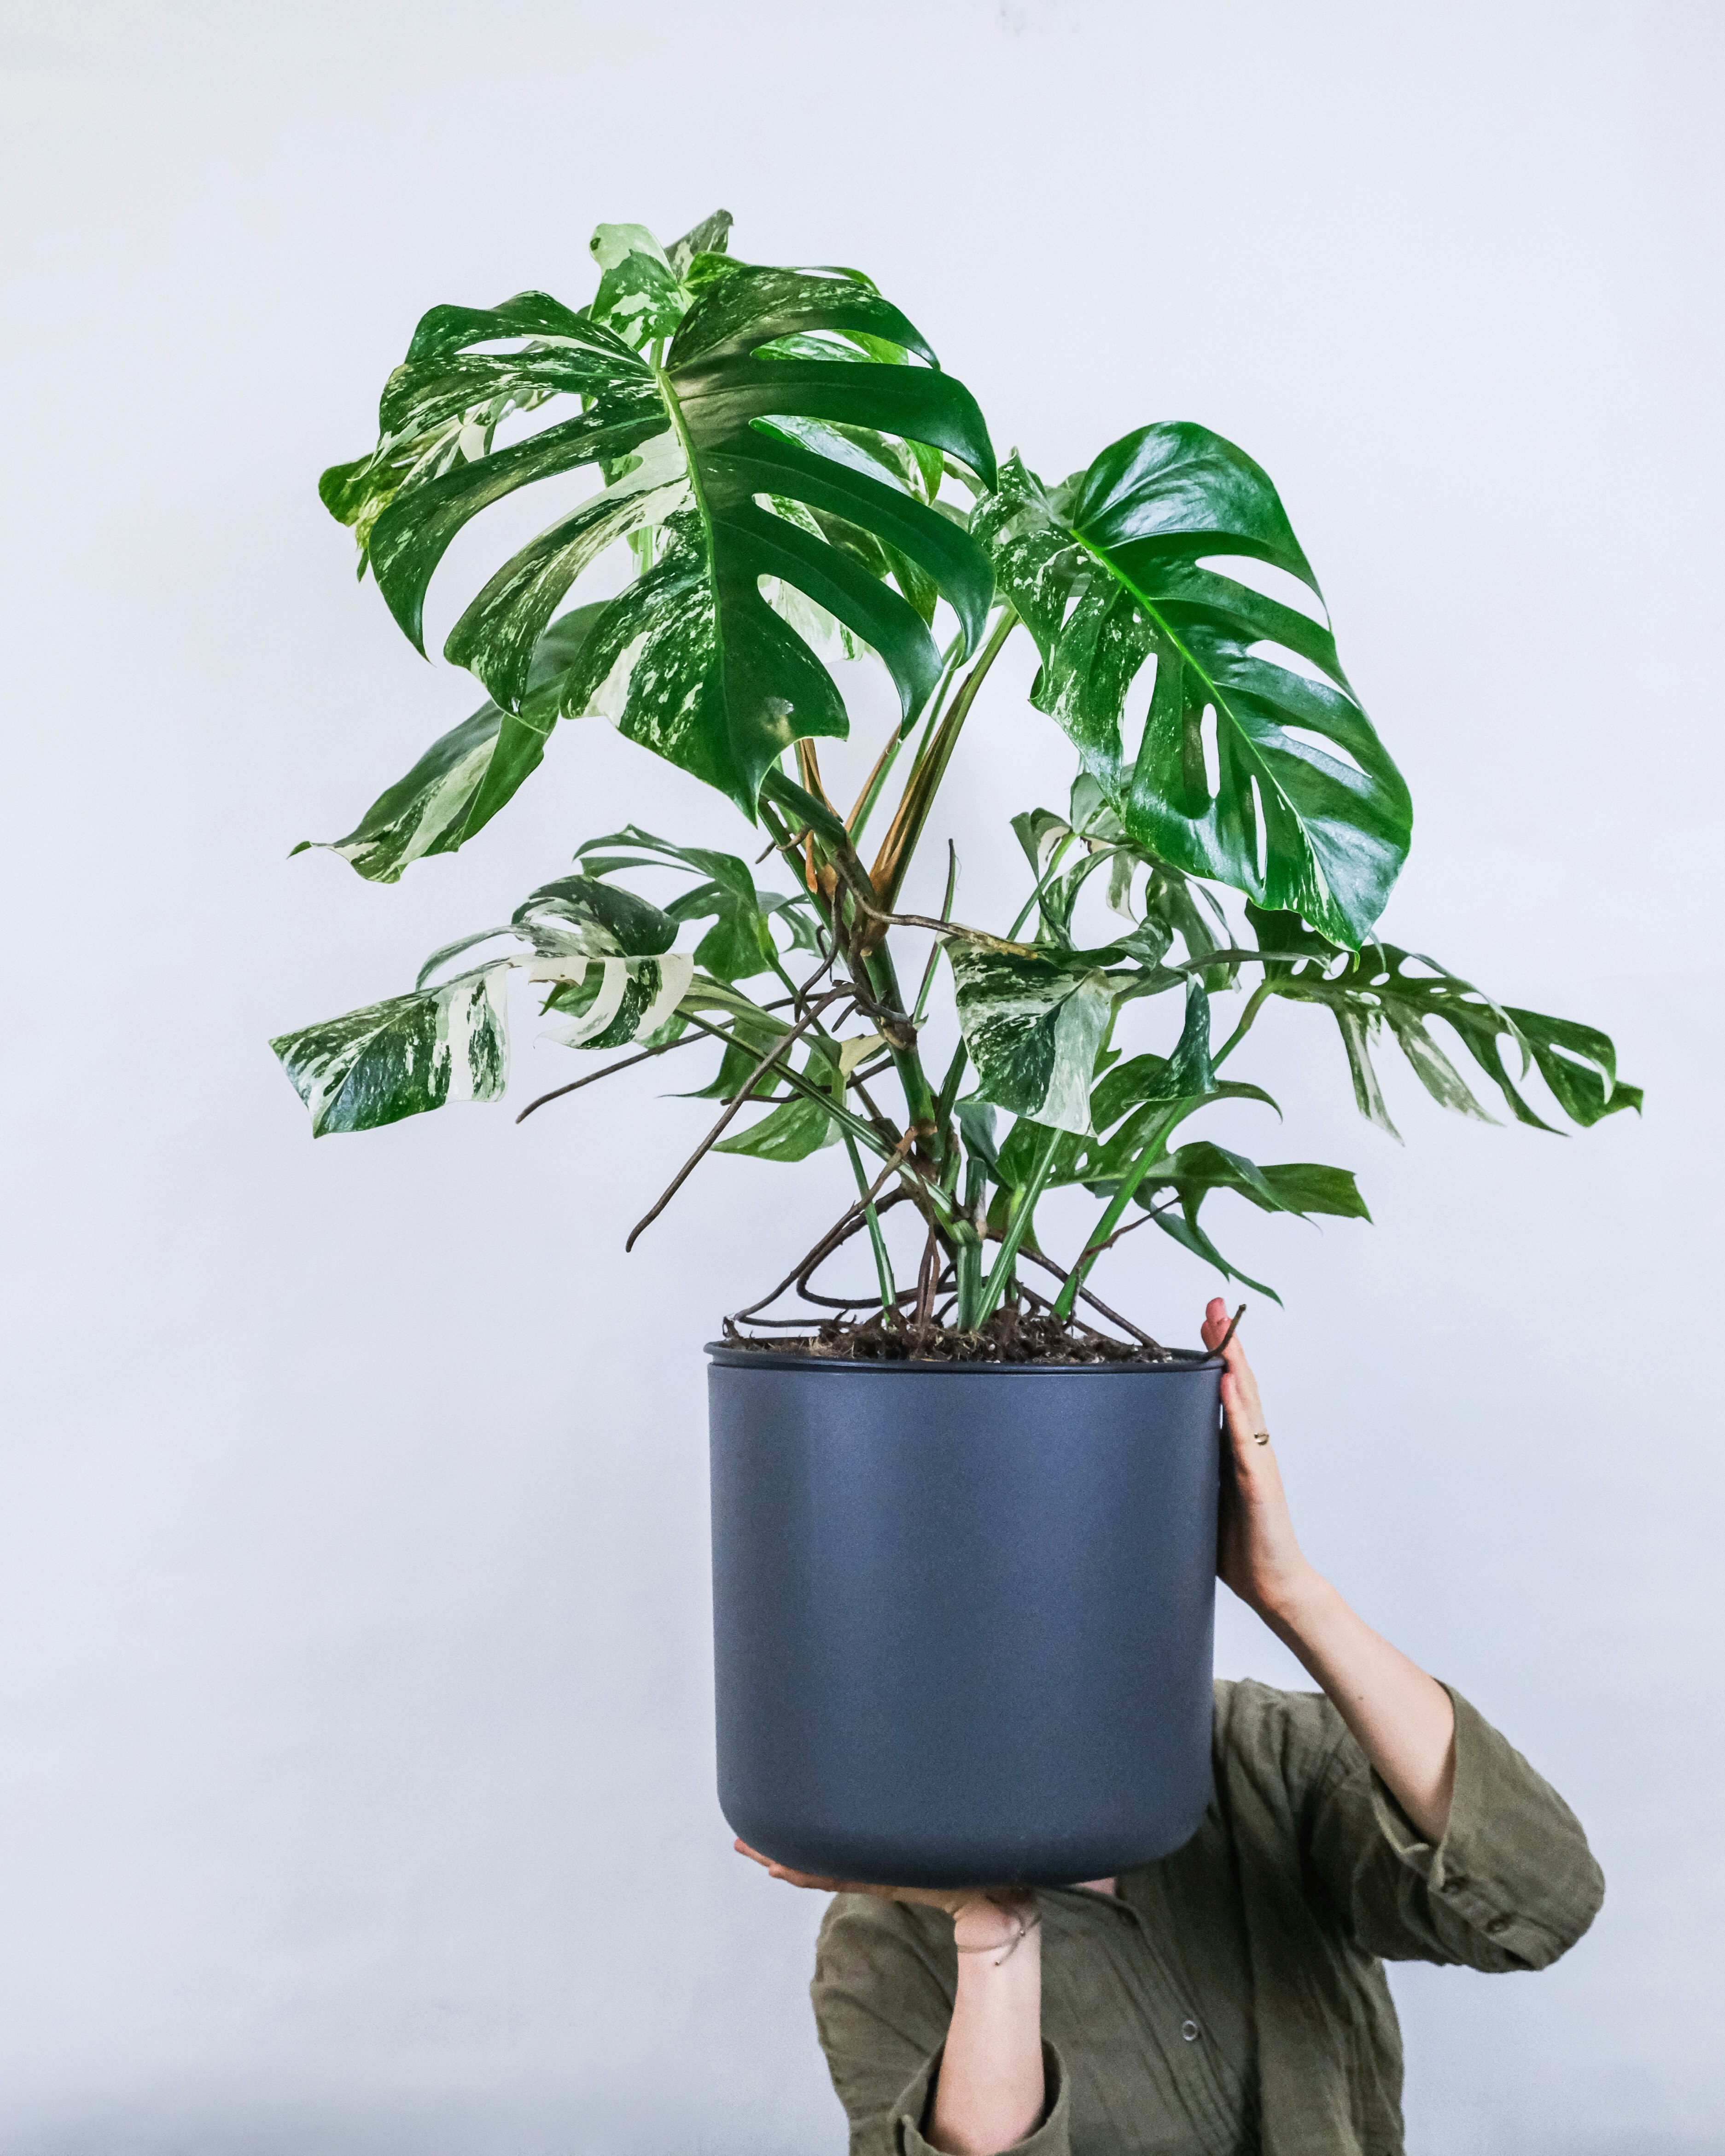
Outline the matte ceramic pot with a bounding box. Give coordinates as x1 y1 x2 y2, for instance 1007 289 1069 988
707 1346 1222 1888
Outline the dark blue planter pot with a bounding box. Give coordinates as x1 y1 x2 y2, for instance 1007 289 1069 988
707 1346 1222 1888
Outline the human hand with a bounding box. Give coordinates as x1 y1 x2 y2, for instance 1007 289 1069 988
1201 1297 1321 1625
733 1841 1035 1951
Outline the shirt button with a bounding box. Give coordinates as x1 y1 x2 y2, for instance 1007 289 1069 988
1181 2018 1201 2042
1486 1914 1513 1937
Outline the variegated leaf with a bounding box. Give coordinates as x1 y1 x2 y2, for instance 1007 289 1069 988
948 945 1116 1135
292 610 606 884
511 874 677 959
324 241 996 821
539 954 695 1049
588 223 686 351
573 824 824 981
1247 911 1643 1136
270 965 510 1137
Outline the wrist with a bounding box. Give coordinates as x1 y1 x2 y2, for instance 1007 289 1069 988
951 1891 1038 1957
1255 1564 1335 1639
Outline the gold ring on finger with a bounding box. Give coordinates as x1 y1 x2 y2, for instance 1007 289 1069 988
1253 1430 1270 1446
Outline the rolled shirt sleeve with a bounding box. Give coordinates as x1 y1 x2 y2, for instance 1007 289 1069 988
811 1897 1068 2156
895 2042 1070 2156
1308 1684 1606 1971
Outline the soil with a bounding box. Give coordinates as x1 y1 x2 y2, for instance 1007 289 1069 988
720 1305 1188 1366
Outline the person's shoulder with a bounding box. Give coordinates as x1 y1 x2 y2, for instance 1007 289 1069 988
1212 1675 1355 1797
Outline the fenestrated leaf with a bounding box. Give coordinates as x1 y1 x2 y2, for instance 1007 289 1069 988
1253 1161 1372 1219
1247 913 1642 1136
1121 1140 1372 1302
1152 1141 1370 1221
1010 778 1231 966
1146 1205 1282 1303
948 944 1117 1135
975 439 1412 948
326 244 997 823
1503 1008 1640 1128
575 824 786 982
270 965 510 1137
292 608 606 884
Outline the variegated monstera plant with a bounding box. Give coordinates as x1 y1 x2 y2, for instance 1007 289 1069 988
274 209 1637 1345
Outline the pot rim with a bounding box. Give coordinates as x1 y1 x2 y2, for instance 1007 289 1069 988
705 1341 1217 1374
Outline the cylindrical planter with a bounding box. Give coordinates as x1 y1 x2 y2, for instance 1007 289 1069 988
707 1346 1221 1888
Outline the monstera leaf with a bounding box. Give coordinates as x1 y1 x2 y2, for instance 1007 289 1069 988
291 610 604 884
975 434 1412 948
1246 908 1642 1138
270 966 511 1137
322 234 996 823
574 825 823 981
947 944 1119 1134
1130 1142 1371 1301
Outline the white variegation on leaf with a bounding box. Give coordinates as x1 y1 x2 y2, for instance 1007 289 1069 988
270 964 511 1138
948 945 1116 1135
538 954 694 1050
291 704 554 885
320 242 995 823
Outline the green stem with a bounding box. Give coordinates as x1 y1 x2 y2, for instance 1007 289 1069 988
871 607 1017 916
953 1150 989 1329
1050 1102 1191 1321
975 1122 1065 1326
934 1037 970 1137
1213 978 1274 1068
844 1132 898 1322
910 842 959 1027
848 633 965 849
1007 833 1078 942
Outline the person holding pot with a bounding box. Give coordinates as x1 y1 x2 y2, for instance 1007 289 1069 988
738 1298 1603 2156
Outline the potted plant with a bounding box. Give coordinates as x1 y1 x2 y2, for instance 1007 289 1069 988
274 209 1637 1887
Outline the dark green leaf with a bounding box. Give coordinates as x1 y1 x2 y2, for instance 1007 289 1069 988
976 441 1412 947
714 1084 838 1161
1147 1207 1282 1304
328 251 997 824
993 1116 1085 1190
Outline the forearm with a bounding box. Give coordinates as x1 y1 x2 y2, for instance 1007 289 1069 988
1265 1572 1456 1842
928 1908 1044 2156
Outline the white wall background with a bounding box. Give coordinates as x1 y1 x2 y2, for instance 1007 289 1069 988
2 1 1720 2149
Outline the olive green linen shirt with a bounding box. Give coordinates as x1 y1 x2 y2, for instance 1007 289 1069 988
810 1680 1603 2156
